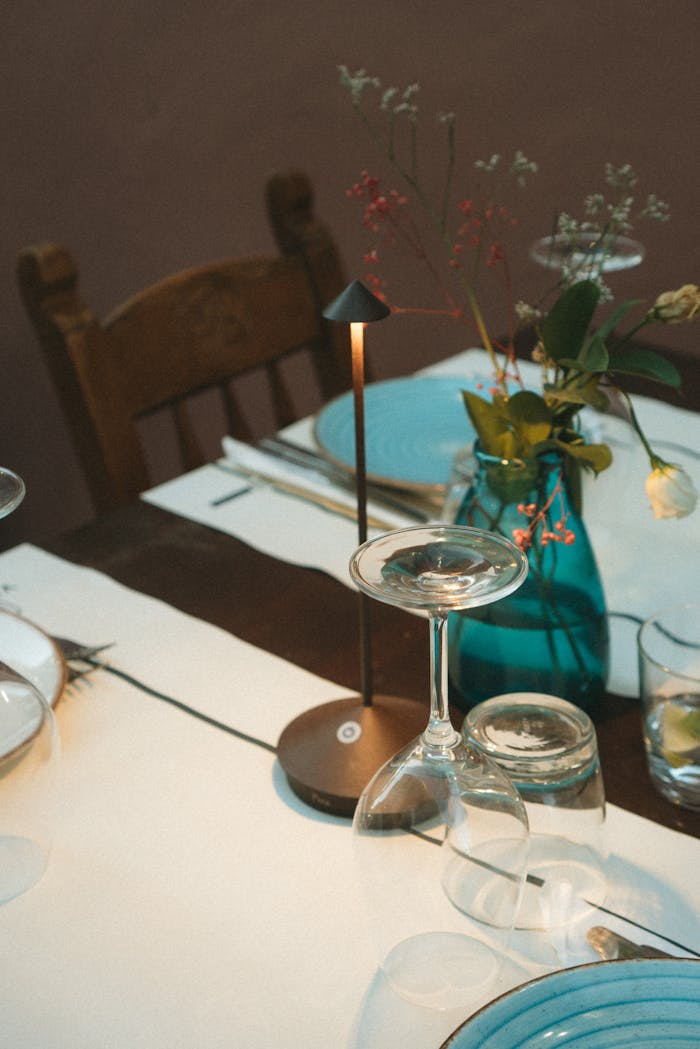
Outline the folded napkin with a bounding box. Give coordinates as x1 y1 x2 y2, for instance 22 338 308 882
221 435 359 509
144 435 416 586
0 544 698 1049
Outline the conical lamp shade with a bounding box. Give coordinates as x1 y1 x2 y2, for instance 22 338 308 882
323 280 390 323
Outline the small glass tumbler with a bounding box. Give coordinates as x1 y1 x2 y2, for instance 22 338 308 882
462 692 607 930
638 602 700 812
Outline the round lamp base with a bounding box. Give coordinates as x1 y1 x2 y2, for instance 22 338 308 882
277 694 427 817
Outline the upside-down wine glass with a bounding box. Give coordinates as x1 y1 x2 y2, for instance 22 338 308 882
0 466 60 904
0 661 59 903
0 466 26 520
349 524 530 1012
530 230 644 283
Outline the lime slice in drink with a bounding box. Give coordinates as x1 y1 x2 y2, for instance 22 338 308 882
662 701 700 768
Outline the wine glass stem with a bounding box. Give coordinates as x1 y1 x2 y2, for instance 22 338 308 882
424 612 459 748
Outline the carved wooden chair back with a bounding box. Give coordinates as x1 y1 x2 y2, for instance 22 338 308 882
17 171 351 512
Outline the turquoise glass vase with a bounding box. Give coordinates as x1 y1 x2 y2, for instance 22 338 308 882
447 444 609 712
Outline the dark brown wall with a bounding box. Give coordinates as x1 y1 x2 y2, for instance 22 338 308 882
2 0 698 549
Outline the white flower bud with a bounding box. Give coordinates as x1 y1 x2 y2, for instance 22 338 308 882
645 464 698 520
653 284 700 324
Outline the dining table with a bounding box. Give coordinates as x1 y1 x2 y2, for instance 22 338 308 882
1 349 699 1048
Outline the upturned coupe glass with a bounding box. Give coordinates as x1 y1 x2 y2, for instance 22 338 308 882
349 524 529 1010
0 468 60 903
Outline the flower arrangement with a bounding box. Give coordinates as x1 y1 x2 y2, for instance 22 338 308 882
338 66 699 537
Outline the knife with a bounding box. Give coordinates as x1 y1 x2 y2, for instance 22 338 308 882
213 461 400 531
587 925 672 960
258 435 434 522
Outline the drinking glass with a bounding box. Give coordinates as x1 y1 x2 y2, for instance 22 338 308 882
349 524 529 1011
0 661 60 903
638 602 700 811
0 466 59 902
463 692 607 932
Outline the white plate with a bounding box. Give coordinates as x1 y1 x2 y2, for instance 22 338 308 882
0 611 66 759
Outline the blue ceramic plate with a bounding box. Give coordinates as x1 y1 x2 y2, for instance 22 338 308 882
314 376 483 491
441 958 700 1048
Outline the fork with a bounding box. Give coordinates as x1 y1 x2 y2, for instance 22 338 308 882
53 637 114 682
53 637 114 662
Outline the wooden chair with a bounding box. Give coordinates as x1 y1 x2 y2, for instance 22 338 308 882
17 171 352 513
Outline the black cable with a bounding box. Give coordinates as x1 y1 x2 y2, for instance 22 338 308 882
83 658 277 754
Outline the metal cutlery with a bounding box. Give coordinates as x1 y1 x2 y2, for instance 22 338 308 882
587 925 672 960
53 638 114 662
213 460 401 531
53 637 114 682
258 435 434 521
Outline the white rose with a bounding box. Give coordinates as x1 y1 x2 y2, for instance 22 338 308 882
652 284 700 324
645 464 698 519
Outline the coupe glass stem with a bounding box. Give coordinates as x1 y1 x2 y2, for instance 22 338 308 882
423 612 459 748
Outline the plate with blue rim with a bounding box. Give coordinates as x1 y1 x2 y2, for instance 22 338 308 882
441 958 700 1048
313 376 484 492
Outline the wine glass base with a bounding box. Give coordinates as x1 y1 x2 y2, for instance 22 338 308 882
516 836 608 930
382 932 498 1011
0 835 49 904
277 694 428 817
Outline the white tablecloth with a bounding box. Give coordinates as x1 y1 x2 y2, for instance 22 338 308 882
144 350 700 698
0 545 699 1049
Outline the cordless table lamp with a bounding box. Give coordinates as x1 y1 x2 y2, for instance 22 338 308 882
276 281 426 816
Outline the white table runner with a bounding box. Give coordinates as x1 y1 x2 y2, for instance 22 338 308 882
144 350 700 698
0 545 699 1049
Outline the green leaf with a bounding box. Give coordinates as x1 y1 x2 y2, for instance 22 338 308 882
555 440 612 476
555 357 586 372
608 347 681 388
462 391 508 455
507 390 551 423
541 280 601 363
506 390 552 445
578 334 609 374
544 380 609 411
595 298 644 343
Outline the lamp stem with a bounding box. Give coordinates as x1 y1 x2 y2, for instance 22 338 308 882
350 323 368 545
351 322 373 707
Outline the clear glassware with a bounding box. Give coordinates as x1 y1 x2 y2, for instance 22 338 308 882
463 692 608 932
0 661 60 904
530 231 644 283
0 466 59 903
638 602 700 811
0 466 26 520
349 524 530 1011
